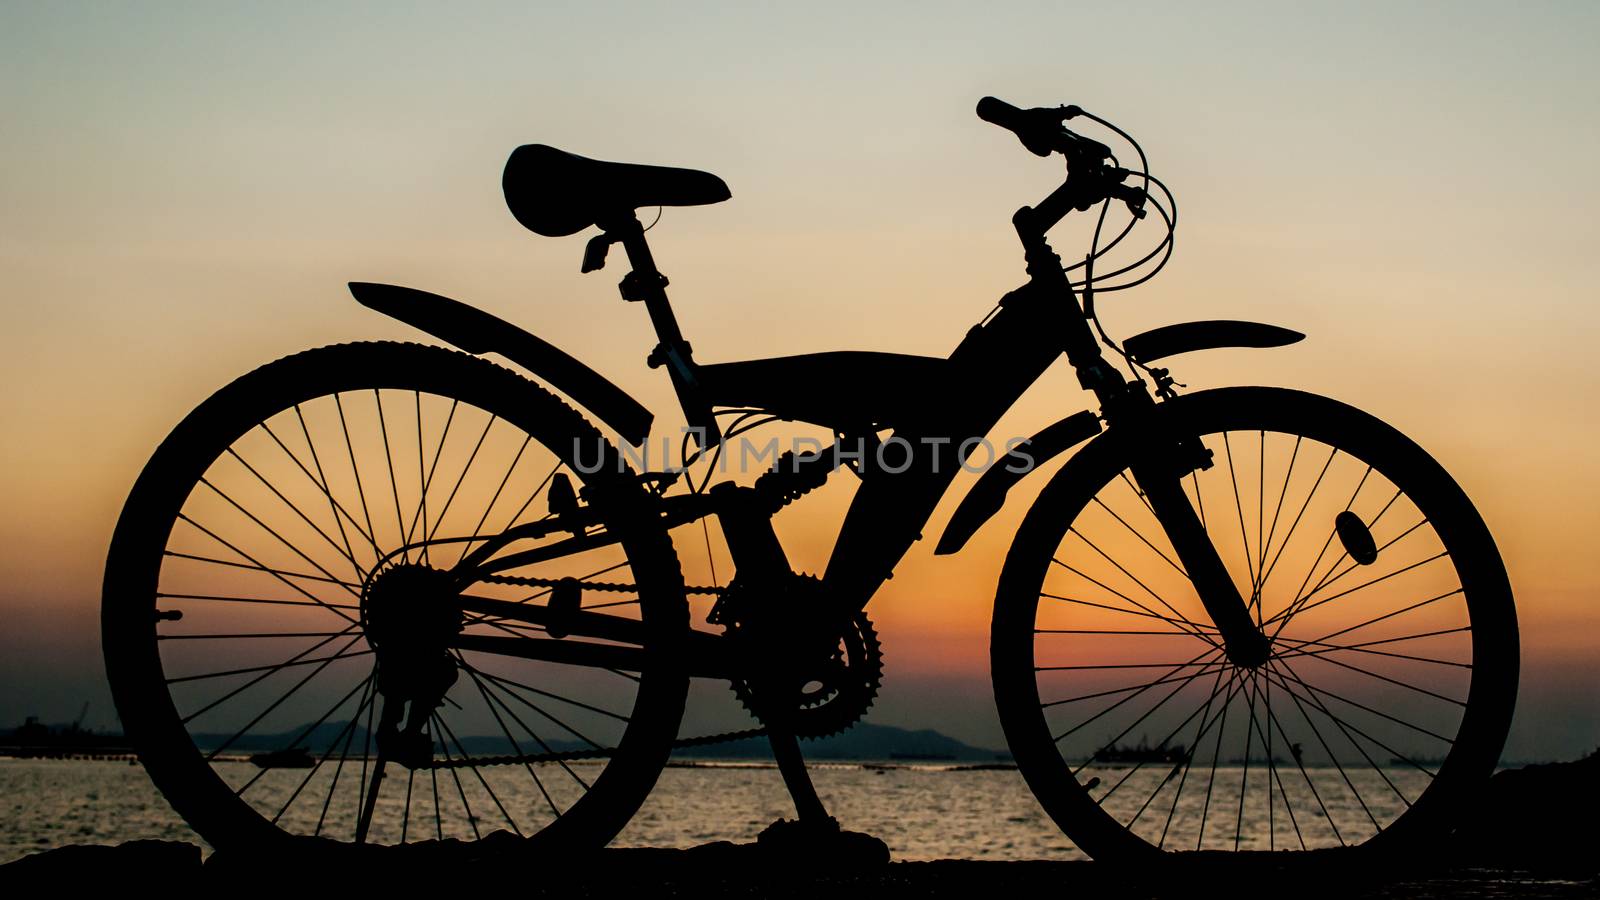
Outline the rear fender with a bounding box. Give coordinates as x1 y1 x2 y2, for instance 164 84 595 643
349 282 653 445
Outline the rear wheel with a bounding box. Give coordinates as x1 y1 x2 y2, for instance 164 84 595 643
992 387 1518 860
102 342 687 850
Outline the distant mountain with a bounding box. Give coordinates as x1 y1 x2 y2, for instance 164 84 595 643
673 723 1007 762
186 720 1006 762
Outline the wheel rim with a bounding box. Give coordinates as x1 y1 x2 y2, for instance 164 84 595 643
995 388 1516 857
105 346 684 848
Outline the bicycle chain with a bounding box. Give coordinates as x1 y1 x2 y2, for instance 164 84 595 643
419 727 769 768
442 572 752 767
479 572 726 596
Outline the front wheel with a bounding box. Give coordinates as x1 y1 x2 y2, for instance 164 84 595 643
102 342 688 851
992 387 1517 860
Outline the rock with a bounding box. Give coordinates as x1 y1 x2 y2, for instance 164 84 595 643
1 839 202 883
1454 750 1599 874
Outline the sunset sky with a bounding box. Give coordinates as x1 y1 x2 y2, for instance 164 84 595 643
3 2 1597 761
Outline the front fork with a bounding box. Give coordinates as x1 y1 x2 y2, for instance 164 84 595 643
1130 438 1272 668
1016 218 1269 669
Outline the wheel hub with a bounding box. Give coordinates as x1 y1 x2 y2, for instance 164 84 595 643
361 563 463 702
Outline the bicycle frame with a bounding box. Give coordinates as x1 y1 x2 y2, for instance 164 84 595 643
381 175 1287 674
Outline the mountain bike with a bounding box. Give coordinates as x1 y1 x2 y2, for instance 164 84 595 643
101 97 1518 860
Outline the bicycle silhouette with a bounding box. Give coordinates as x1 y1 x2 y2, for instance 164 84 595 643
102 97 1518 860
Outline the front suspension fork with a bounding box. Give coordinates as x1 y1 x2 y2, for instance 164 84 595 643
1131 448 1271 668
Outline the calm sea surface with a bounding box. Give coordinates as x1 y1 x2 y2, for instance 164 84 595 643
0 758 1426 864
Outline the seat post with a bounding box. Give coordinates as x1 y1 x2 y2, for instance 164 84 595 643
604 213 722 447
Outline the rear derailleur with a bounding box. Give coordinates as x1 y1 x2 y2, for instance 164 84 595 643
361 562 464 768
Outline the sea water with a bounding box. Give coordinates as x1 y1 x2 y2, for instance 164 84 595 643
0 757 1424 864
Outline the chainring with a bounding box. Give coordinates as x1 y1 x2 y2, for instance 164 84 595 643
713 574 883 738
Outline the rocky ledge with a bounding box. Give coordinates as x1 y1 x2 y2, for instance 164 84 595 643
4 755 1595 893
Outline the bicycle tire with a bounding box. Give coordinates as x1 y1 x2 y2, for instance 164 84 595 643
100 339 688 845
992 386 1517 860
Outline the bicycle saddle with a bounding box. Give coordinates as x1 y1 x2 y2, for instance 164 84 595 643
503 144 731 237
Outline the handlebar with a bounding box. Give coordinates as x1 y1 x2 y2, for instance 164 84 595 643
976 97 1112 163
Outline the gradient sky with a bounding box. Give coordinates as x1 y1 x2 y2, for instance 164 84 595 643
3 1 1597 760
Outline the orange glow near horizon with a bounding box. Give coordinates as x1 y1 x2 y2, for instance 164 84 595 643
3 3 1598 761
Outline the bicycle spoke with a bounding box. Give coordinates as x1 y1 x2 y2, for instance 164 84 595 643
1266 657 1455 745
459 655 607 751
1156 666 1231 848
270 672 377 823
1065 531 1211 641
472 666 631 724
424 414 498 545
1275 466 1373 625
404 396 458 552
1097 666 1241 811
1089 495 1187 577
1222 432 1258 592
315 673 376 837
1050 650 1227 745
207 634 367 761
1257 445 1338 597
159 592 360 612
1257 435 1301 595
169 644 371 686
1070 654 1228 773
1049 556 1219 648
1264 551 1450 633
1273 630 1471 670
172 517 360 624
287 406 379 561
335 392 383 573
456 658 562 818
373 390 410 564
160 630 353 641
1297 588 1464 646
1195 666 1234 849
1286 516 1428 623
461 663 593 791
1234 670 1260 849
432 713 520 837
463 433 535 553
1257 680 1343 845
1040 591 1219 645
1260 662 1382 830
1245 673 1306 851
224 446 362 576
178 625 362 724
160 551 360 591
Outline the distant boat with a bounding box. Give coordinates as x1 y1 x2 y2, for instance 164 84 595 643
2 713 135 760
249 747 315 769
1092 740 1186 765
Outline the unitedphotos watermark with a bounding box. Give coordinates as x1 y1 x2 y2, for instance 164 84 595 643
573 430 1040 476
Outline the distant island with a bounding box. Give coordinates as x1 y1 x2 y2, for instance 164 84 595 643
669 723 1009 762
4 716 1009 764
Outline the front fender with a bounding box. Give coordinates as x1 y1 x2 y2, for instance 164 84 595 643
934 409 1102 555
1123 319 1304 364
349 282 653 445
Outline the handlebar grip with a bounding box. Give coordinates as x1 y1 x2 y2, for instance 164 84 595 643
976 96 1026 129
977 97 1054 157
